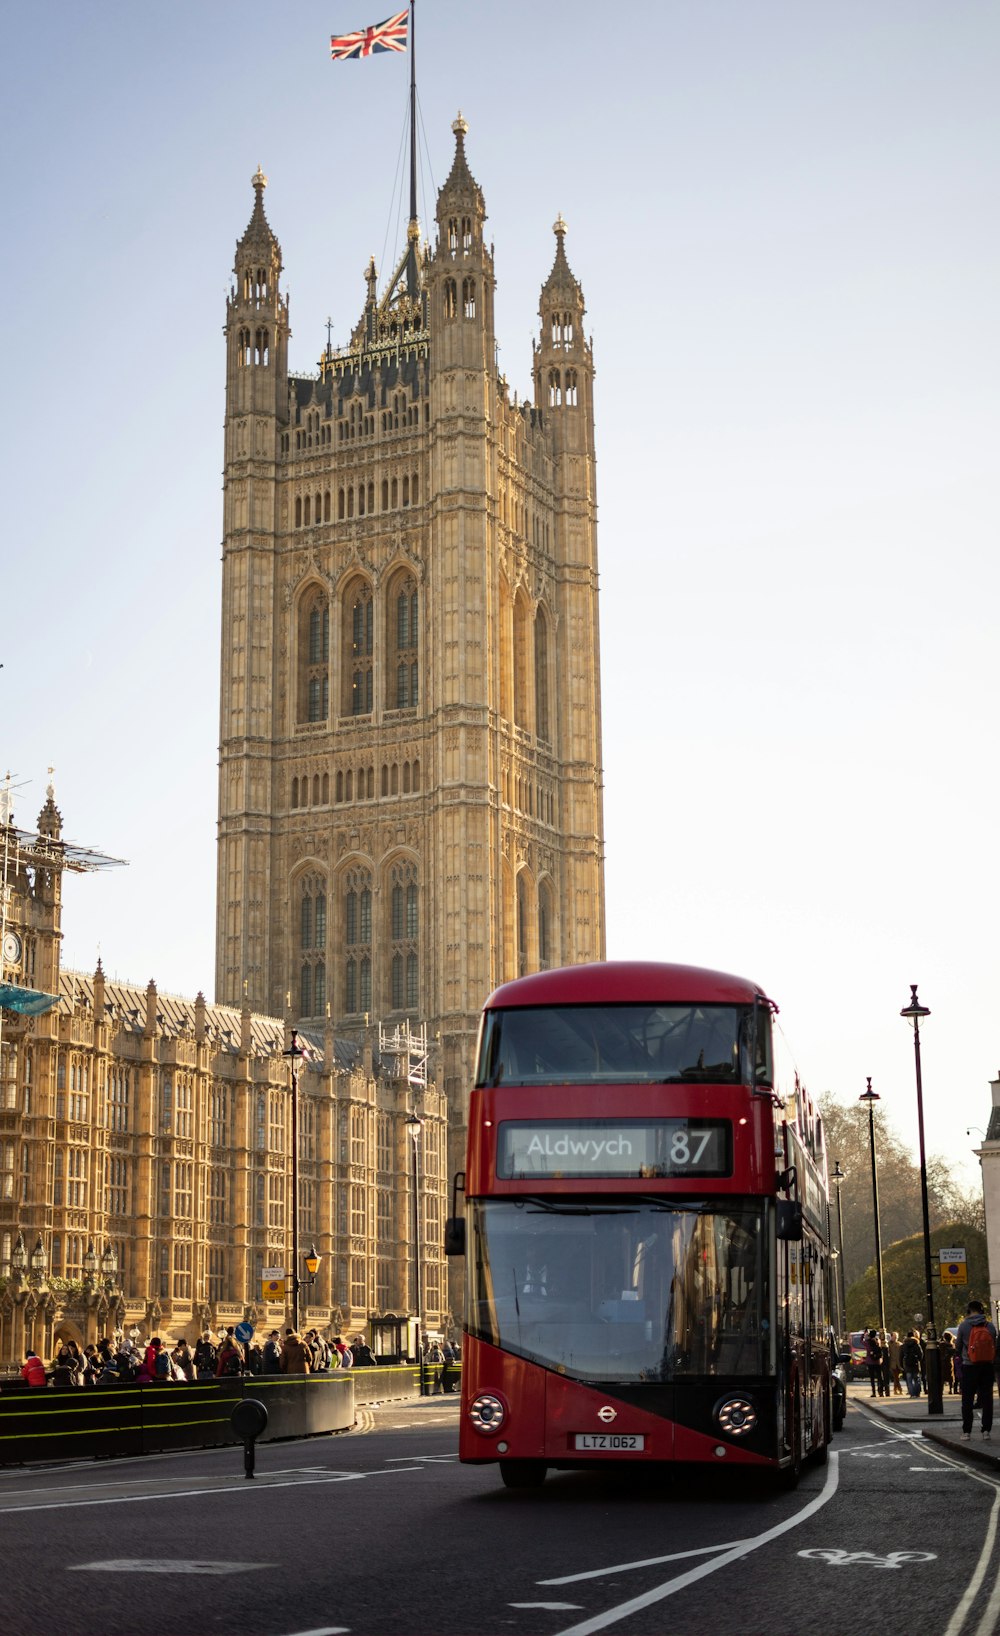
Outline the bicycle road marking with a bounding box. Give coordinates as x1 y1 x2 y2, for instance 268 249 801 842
547 1454 840 1636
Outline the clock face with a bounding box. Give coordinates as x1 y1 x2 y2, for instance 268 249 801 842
3 931 23 966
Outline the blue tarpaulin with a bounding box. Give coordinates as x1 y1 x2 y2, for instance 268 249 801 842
0 983 61 1016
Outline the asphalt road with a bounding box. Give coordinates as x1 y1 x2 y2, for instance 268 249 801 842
2 1395 998 1636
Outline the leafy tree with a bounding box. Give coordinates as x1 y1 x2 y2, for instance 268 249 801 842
845 1222 988 1335
819 1093 984 1294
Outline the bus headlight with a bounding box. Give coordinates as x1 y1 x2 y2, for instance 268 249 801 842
469 1393 506 1435
714 1396 757 1437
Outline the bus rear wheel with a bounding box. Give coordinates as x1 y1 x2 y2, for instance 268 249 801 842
499 1459 547 1490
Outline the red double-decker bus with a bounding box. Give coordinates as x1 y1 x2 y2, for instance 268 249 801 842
447 961 833 1488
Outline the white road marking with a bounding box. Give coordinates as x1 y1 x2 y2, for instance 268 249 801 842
549 1454 839 1636
9 1467 426 1514
511 1604 584 1612
68 1559 270 1575
542 1542 746 1585
384 1454 458 1463
280 1628 350 1635
944 1483 1000 1636
798 1547 936 1569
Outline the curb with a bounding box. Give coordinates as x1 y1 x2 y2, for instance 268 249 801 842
922 1429 1000 1471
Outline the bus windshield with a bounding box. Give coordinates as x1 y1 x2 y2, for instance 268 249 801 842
477 1003 764 1087
467 1197 771 1383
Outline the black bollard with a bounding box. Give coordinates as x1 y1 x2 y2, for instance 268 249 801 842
230 1397 268 1479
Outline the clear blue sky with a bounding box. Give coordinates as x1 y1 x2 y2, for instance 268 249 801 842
3 2 997 1194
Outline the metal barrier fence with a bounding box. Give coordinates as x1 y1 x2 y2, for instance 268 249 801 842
0 1362 460 1465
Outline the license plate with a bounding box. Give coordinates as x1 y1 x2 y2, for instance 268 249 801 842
574 1433 644 1451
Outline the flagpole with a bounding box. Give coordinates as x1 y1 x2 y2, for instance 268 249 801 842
407 0 418 295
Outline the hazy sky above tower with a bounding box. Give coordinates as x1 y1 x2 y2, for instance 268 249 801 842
2 2 997 1198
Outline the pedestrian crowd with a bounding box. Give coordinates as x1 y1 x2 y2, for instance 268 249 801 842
855 1299 998 1442
15 1327 386 1386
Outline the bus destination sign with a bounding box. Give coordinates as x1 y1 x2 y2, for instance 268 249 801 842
497 1118 730 1180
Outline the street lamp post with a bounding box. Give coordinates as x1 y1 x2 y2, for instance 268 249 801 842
406 1112 427 1396
283 1028 306 1331
900 984 943 1416
859 1079 886 1335
831 1160 847 1337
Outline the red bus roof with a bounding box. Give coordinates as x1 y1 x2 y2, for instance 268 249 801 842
484 961 768 1010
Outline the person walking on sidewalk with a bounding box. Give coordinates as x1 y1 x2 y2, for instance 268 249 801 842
864 1329 885 1397
887 1331 903 1395
901 1330 924 1398
956 1299 998 1442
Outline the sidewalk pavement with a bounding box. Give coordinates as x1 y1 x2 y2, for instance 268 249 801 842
846 1380 1000 1472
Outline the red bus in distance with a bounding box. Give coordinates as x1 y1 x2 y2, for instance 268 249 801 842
447 960 833 1488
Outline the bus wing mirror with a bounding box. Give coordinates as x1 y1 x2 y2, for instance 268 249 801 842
776 1199 803 1241
445 1217 466 1257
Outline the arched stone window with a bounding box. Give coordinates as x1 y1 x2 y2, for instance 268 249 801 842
462 278 476 319
538 879 555 971
388 573 419 709
343 579 374 717
298 589 330 723
499 574 513 722
548 369 561 408
513 589 531 730
534 607 550 743
297 870 328 1019
564 369 578 407
444 279 457 319
388 859 418 1010
517 874 529 977
343 865 373 1014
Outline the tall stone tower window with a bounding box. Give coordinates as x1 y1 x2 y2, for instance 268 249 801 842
463 278 476 319
298 591 329 723
343 866 373 1014
389 860 418 1010
517 875 530 977
299 873 327 1018
539 880 555 970
444 279 457 319
513 591 531 729
535 608 550 743
548 369 562 408
389 575 419 709
564 369 578 406
345 581 374 717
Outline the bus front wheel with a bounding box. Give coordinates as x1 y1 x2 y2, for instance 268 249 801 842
499 1459 547 1490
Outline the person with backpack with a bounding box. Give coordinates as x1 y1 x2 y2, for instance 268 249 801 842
215 1329 245 1377
194 1330 217 1380
332 1335 353 1368
956 1298 998 1442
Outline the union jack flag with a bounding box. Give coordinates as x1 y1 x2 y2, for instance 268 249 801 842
330 9 409 59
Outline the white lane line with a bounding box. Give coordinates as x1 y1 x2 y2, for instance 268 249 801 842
972 1528 1000 1636
281 1628 350 1635
511 1604 583 1612
541 1542 746 1585
550 1455 839 1636
9 1467 426 1514
944 1484 1000 1636
281 1627 350 1635
69 1559 270 1575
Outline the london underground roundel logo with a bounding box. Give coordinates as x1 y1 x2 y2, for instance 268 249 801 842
597 1405 617 1423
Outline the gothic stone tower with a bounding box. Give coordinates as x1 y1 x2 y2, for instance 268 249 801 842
217 118 605 1153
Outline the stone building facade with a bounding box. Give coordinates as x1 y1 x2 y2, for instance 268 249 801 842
215 117 606 1178
0 793 448 1364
